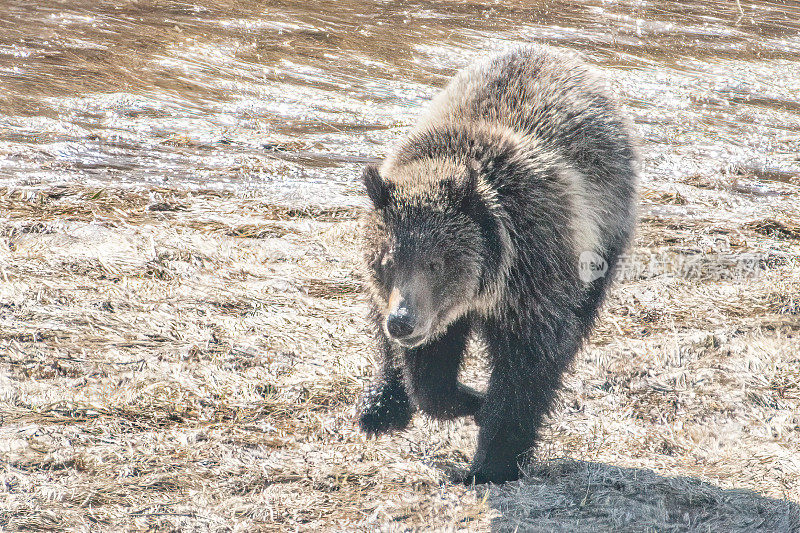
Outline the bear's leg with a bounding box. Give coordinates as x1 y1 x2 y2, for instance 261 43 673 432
358 364 413 437
464 331 570 484
358 319 414 437
402 317 485 420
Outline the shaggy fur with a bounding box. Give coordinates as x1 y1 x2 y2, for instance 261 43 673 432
357 46 638 484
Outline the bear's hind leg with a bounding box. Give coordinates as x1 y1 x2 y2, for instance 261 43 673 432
402 317 484 420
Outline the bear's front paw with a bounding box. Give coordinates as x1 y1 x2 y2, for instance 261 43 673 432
357 379 413 437
456 461 522 485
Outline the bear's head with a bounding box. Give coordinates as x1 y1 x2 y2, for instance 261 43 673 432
362 160 503 348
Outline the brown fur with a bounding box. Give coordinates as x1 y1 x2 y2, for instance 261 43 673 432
357 46 639 484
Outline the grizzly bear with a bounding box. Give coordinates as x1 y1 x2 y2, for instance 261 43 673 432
357 46 638 484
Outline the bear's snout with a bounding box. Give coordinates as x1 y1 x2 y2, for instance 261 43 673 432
384 286 433 347
386 306 415 340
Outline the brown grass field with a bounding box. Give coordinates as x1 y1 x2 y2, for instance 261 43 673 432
1 172 799 531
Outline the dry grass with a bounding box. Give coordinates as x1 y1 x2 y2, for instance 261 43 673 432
1 180 799 531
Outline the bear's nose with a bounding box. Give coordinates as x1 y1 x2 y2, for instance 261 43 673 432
386 307 415 339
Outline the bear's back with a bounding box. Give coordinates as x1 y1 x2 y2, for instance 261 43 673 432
418 46 637 190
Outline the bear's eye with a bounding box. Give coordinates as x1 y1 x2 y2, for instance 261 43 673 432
428 258 444 273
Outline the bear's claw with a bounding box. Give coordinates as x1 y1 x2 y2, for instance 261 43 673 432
453 462 522 485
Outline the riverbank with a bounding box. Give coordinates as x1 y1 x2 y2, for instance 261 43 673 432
1 179 798 531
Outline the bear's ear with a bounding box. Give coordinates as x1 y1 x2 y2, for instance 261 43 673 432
363 164 391 210
458 162 482 214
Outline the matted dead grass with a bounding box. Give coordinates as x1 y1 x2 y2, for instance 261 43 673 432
1 179 799 531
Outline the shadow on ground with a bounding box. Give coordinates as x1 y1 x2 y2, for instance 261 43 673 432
487 459 800 532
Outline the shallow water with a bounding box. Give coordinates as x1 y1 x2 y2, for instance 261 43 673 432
1 0 799 207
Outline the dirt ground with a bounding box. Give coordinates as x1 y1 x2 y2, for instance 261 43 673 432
1 174 799 531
